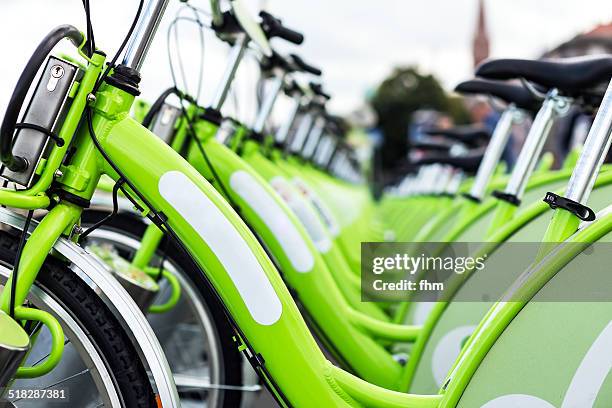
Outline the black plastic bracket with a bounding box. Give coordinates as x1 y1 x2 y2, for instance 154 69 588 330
492 190 521 206
105 64 141 96
249 130 265 143
200 108 223 126
461 193 481 203
52 189 91 208
543 192 596 221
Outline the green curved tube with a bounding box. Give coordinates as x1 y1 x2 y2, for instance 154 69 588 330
15 306 64 378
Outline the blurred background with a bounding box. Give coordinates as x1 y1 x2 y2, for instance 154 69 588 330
0 0 610 192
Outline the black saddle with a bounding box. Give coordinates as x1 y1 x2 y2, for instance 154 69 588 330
423 126 490 147
476 56 612 99
413 150 485 173
455 79 541 113
412 140 452 153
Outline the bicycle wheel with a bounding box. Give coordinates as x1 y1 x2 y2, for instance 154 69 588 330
0 228 156 407
81 211 249 407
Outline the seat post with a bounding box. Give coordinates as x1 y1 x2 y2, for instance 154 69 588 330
502 89 570 204
469 104 524 201
564 79 612 205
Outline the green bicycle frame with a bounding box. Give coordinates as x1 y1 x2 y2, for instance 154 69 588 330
128 110 418 389
77 56 450 407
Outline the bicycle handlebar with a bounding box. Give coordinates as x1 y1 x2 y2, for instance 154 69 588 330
290 54 322 76
0 25 83 172
259 11 304 45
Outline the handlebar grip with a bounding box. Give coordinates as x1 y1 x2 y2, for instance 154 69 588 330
290 54 322 76
259 11 304 45
310 82 331 100
273 25 304 45
0 25 83 172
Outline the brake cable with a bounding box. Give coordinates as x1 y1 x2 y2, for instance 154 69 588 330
79 178 125 242
9 210 34 318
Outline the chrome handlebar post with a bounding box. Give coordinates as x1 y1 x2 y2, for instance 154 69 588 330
209 34 249 110
122 0 170 71
321 137 338 168
301 116 326 158
275 96 302 143
253 72 285 134
313 134 331 165
565 79 612 204
289 112 314 153
469 105 523 200
503 89 569 201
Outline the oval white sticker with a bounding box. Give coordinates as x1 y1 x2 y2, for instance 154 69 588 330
159 171 282 326
230 170 315 273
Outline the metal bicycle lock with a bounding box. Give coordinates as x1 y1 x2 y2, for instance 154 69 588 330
1 57 80 187
493 88 571 205
149 103 182 145
215 117 241 146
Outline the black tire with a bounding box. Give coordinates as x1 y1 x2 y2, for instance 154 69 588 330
82 210 244 408
0 228 156 407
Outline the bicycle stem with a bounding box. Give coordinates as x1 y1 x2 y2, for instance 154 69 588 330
274 95 302 144
321 137 338 169
210 34 249 111
252 71 285 134
288 110 315 153
301 115 327 158
122 0 170 71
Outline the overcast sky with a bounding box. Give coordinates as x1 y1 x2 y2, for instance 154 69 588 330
0 0 610 124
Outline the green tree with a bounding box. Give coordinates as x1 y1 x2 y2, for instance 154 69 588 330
371 67 468 174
